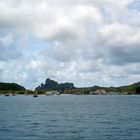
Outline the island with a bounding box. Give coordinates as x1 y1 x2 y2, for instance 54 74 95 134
0 79 140 96
35 78 140 95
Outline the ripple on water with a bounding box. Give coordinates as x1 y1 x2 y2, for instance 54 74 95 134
0 95 140 140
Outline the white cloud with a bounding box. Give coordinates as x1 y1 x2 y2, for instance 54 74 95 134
0 33 22 61
0 0 139 89
99 23 140 45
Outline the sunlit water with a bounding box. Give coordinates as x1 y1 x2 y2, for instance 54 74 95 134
0 95 140 140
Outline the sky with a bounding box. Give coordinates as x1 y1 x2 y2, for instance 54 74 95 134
0 0 140 89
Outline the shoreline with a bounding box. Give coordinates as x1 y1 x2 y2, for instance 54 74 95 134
0 93 140 96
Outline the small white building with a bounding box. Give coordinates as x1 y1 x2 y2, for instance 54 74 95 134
45 91 60 95
95 89 106 95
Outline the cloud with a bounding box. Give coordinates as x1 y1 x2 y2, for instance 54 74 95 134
0 0 139 89
108 46 140 65
34 4 102 42
0 33 22 61
98 23 140 65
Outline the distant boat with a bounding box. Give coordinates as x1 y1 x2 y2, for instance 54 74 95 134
5 94 10 96
33 94 38 97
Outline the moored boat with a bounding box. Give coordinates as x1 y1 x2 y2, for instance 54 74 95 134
33 93 38 97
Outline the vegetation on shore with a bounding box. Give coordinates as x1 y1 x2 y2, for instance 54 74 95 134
35 79 140 95
0 82 25 91
35 78 75 91
0 79 140 95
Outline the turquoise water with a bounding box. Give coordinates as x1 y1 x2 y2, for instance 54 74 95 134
0 95 140 140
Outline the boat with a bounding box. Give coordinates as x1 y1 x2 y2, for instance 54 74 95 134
12 93 16 96
33 94 38 97
5 94 10 96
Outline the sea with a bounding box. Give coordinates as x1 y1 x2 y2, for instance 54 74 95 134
0 95 140 140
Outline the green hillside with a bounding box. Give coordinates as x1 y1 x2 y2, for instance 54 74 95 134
0 82 26 91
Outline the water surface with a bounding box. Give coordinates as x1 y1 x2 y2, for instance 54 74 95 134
0 95 140 140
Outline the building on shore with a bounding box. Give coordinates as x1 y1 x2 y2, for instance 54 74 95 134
95 89 106 95
45 91 60 95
